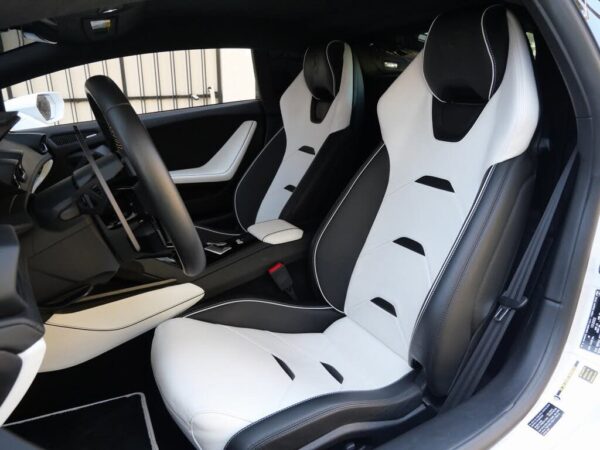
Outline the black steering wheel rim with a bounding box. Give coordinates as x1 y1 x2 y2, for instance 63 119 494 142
84 75 205 277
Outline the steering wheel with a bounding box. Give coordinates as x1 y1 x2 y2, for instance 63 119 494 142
84 75 206 277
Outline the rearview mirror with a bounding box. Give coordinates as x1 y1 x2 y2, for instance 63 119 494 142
4 92 64 130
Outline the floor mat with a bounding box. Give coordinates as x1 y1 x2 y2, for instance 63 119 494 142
5 393 158 450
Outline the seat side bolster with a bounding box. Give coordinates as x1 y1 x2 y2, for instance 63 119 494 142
184 299 342 333
409 153 536 396
234 128 287 230
311 145 390 312
225 373 423 450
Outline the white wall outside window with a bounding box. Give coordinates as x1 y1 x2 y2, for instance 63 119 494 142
0 32 257 130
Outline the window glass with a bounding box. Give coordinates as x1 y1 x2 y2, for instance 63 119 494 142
576 0 600 47
1 49 256 129
526 32 537 58
0 29 35 53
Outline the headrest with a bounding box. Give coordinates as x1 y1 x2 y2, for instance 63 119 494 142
303 41 346 102
424 5 509 103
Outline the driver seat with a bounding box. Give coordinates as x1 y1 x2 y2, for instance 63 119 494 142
197 40 364 242
152 7 539 449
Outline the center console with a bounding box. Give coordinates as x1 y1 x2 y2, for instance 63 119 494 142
138 230 310 301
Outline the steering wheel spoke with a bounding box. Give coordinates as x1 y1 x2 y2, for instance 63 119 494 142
83 75 206 277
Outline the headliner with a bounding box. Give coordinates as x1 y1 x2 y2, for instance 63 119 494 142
1 0 492 46
0 0 499 88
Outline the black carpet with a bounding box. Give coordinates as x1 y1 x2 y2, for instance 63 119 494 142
6 393 157 450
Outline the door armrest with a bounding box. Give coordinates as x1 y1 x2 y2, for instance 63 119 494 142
170 120 256 183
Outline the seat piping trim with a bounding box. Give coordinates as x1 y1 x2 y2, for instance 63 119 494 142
233 127 285 231
411 165 496 341
312 143 385 314
184 298 334 318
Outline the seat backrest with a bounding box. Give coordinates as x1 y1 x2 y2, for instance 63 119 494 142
312 7 539 395
234 41 363 230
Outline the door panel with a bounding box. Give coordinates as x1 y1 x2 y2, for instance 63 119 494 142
170 120 257 183
12 100 267 225
142 100 266 224
143 100 264 170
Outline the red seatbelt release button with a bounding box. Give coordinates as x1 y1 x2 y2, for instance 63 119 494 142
267 262 297 300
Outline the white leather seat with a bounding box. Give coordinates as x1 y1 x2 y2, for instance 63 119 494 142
152 7 539 449
198 40 364 243
152 316 410 449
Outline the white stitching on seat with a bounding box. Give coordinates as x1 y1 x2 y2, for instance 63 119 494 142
411 165 496 340
421 14 447 104
325 40 344 97
312 143 385 314
481 5 498 100
194 226 241 237
233 127 284 231
184 299 334 318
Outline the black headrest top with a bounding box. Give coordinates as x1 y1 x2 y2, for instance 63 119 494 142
303 41 345 102
424 5 509 104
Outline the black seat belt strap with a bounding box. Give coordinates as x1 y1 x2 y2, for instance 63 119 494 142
443 151 577 410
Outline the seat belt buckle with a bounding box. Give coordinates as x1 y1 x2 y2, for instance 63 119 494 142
498 294 529 310
268 262 297 301
495 295 528 321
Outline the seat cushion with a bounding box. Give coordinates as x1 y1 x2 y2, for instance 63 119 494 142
151 316 410 449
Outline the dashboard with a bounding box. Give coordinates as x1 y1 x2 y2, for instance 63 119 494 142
0 112 184 311
0 113 122 308
0 113 54 201
0 113 46 423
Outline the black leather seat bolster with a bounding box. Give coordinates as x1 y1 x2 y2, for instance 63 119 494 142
184 299 343 333
281 52 366 227
410 152 536 397
234 128 287 230
226 372 423 450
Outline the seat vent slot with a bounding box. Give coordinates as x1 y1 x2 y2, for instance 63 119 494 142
284 185 296 192
273 355 295 380
371 297 397 316
298 146 315 155
415 175 455 192
394 237 425 256
321 362 344 384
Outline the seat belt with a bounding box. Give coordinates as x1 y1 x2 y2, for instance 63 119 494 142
268 262 298 301
443 151 577 410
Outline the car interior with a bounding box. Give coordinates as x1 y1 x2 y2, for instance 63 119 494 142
0 0 595 449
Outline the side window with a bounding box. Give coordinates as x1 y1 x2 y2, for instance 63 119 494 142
1 48 256 130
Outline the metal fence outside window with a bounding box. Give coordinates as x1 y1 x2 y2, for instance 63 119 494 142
0 30 256 126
